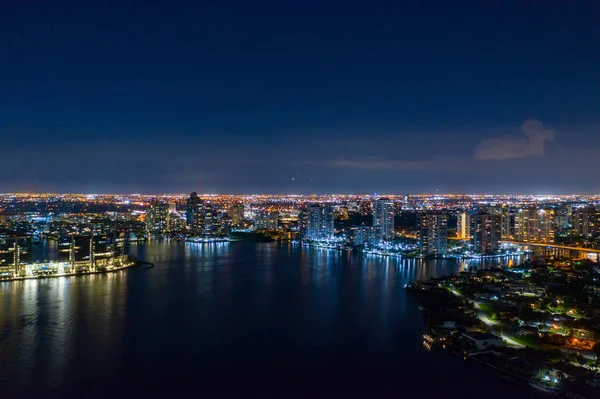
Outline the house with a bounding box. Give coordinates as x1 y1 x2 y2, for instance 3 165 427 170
462 332 505 353
517 325 539 336
441 321 457 329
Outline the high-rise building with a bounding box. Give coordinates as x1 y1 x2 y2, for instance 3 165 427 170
146 201 169 236
228 203 245 227
167 212 187 235
470 213 502 254
186 192 203 235
416 212 448 256
555 204 572 236
373 199 395 241
572 208 593 238
304 205 334 241
351 225 382 246
513 208 529 242
254 211 279 230
202 202 217 236
457 212 470 239
514 207 555 243
500 207 513 239
57 233 124 273
0 236 31 278
538 209 555 243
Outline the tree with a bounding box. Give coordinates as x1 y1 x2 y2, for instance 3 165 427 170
593 342 600 370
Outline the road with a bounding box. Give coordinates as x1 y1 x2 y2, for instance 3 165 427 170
448 288 524 348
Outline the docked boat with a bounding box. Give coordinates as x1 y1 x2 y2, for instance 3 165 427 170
529 379 558 395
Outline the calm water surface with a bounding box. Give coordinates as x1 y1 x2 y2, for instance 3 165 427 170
0 241 540 398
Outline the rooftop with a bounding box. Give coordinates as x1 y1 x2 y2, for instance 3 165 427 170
463 332 502 341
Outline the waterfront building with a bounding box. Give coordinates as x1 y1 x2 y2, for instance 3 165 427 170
351 225 382 246
201 202 217 236
298 209 308 238
469 213 502 254
0 236 31 278
373 198 395 241
254 210 279 230
146 201 169 236
167 212 187 235
416 212 448 256
186 192 204 235
304 205 334 241
58 233 124 272
462 332 505 353
216 213 232 236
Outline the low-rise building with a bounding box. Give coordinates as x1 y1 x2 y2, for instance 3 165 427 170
462 332 505 352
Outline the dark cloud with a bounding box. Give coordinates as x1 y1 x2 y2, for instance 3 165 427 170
324 158 432 171
473 119 555 160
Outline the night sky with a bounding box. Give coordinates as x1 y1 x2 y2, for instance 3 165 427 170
2 0 599 194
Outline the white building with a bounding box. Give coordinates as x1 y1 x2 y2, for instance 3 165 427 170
462 332 505 352
373 199 395 241
305 205 334 241
352 225 382 246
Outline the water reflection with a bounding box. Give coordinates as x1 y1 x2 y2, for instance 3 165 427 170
0 241 529 398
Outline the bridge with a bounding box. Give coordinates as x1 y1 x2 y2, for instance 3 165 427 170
500 241 600 254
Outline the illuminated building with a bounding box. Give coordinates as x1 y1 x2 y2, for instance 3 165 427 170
334 207 350 221
167 212 187 235
57 233 124 272
216 213 232 236
254 210 279 230
500 206 513 239
417 212 447 256
186 192 203 235
572 208 594 238
146 201 169 236
228 203 245 227
555 204 572 235
0 236 31 278
536 208 555 243
359 201 372 216
470 213 501 254
514 207 555 243
202 202 217 236
304 205 334 241
351 225 382 246
373 198 395 241
457 212 470 239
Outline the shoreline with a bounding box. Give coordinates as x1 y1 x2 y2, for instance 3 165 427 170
295 241 526 260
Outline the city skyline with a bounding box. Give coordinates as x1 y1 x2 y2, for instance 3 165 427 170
3 2 600 397
2 1 600 193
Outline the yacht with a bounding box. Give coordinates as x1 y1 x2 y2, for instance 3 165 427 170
529 378 558 395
